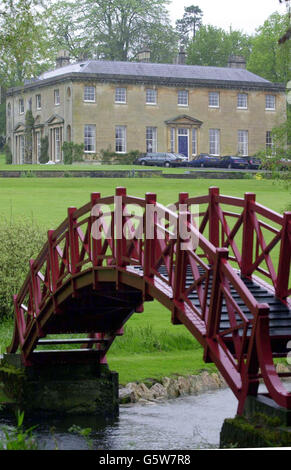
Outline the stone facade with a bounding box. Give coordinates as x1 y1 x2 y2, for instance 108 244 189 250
5 59 286 164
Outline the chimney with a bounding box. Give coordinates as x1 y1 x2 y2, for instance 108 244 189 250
136 49 151 63
227 55 246 69
55 50 71 69
174 46 186 65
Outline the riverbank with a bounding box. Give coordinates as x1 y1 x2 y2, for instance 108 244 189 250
119 371 227 405
118 363 291 406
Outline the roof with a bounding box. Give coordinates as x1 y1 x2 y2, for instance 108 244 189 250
38 59 270 84
7 59 285 94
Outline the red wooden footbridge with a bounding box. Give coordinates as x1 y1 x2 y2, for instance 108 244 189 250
7 187 291 414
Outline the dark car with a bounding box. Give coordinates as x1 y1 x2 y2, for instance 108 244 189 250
243 156 262 170
136 152 188 168
218 155 249 169
188 153 220 168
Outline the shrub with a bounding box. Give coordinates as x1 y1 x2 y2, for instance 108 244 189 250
0 217 45 320
24 110 34 163
39 136 49 164
0 411 38 450
0 135 5 151
62 141 84 164
100 148 140 165
3 143 12 164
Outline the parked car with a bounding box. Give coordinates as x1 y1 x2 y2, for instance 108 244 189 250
218 155 249 169
243 156 262 170
136 152 188 167
278 158 291 170
188 153 220 168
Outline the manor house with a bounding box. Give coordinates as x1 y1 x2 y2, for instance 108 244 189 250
5 51 286 163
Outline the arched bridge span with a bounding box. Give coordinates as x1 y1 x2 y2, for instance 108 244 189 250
7 187 291 414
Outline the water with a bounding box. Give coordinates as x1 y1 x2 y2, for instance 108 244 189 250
0 388 238 450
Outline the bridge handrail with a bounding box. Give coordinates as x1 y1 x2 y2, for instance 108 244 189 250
185 187 290 300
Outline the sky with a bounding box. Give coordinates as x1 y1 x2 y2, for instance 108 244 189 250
168 0 289 35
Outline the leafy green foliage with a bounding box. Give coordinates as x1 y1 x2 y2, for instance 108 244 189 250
62 141 84 164
0 410 38 450
247 12 291 83
100 149 140 164
110 324 198 353
24 110 35 163
176 5 203 46
3 143 12 164
187 25 252 67
39 136 49 164
0 101 6 137
68 425 93 449
0 0 54 87
0 217 45 319
257 104 291 186
47 0 178 62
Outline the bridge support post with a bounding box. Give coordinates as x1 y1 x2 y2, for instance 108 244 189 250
208 187 220 247
241 192 256 278
0 353 119 417
220 395 291 448
276 211 291 299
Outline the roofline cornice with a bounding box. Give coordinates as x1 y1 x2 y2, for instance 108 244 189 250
6 72 286 95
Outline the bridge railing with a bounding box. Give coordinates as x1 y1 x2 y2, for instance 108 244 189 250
7 188 291 411
186 187 291 301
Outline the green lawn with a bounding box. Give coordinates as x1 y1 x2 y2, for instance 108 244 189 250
0 153 187 174
0 177 289 228
0 175 290 384
0 152 267 174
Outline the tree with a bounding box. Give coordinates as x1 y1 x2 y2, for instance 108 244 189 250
247 12 291 83
175 5 203 46
0 0 54 88
270 104 291 159
186 25 252 67
48 0 178 62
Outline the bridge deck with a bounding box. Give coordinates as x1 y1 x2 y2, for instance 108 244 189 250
155 265 291 357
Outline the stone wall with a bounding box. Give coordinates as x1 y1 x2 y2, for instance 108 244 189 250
119 371 226 405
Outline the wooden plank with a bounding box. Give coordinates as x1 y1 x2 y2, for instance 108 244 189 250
37 338 108 345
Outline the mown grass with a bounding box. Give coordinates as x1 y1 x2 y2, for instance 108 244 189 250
0 176 290 228
0 153 187 174
0 172 290 383
0 152 270 174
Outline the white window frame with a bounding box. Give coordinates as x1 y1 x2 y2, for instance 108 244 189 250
266 131 274 156
54 89 60 106
84 124 96 153
115 126 126 153
115 87 126 104
146 88 157 105
84 86 96 102
19 135 25 163
36 131 41 163
55 127 61 161
146 127 157 152
208 92 219 108
209 129 220 156
238 130 248 156
192 128 197 155
265 95 275 110
237 93 248 109
36 94 41 110
178 90 188 106
170 127 175 153
19 98 24 114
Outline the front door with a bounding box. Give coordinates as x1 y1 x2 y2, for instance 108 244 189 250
178 128 189 158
